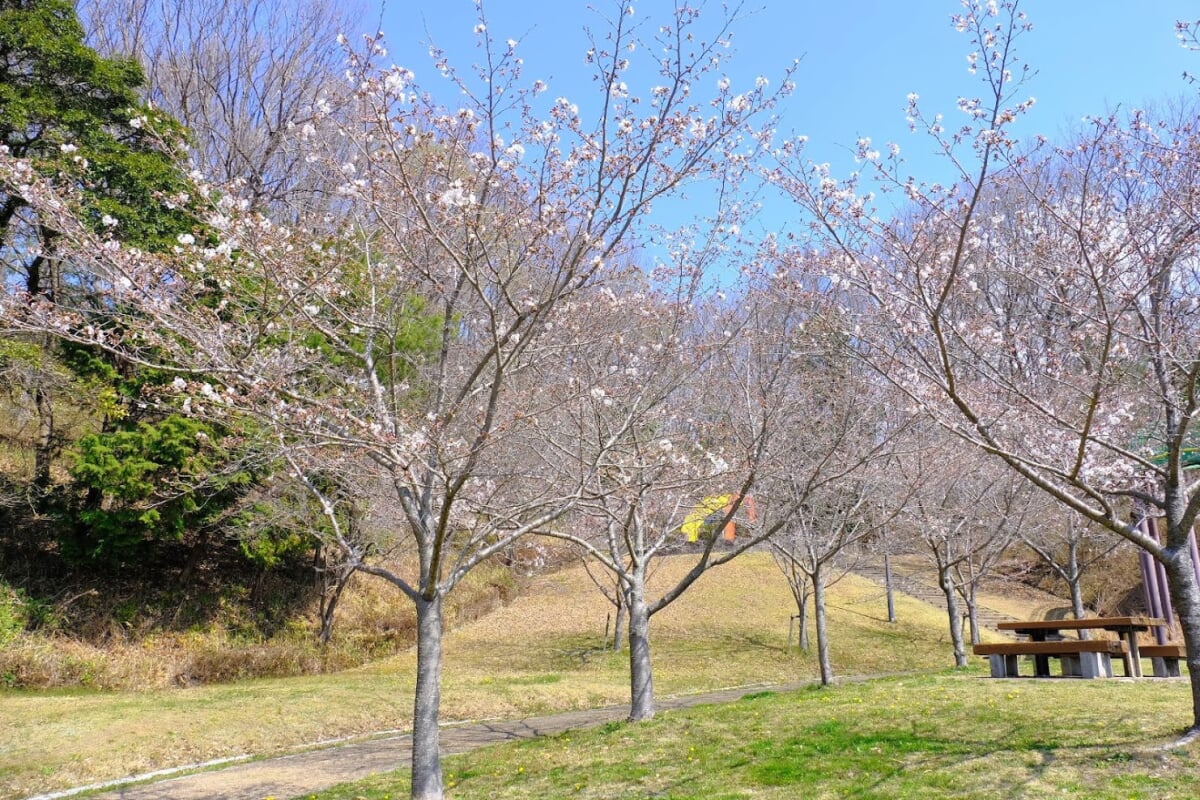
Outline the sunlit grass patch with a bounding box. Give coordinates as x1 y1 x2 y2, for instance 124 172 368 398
310 674 1200 800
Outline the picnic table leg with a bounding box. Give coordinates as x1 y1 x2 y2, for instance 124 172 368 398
1027 632 1052 677
1078 652 1110 679
1149 656 1180 678
1118 651 1134 677
1061 655 1081 677
1033 654 1051 677
1126 634 1143 678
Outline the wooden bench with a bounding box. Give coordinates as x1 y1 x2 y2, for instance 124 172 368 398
1140 643 1187 678
973 639 1129 679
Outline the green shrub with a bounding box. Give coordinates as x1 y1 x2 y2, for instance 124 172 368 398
0 585 25 646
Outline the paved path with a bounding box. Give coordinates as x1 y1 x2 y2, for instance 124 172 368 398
76 682 810 800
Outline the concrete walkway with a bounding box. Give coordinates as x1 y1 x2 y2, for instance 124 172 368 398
74 682 811 800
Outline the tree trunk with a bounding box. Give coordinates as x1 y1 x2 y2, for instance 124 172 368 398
411 594 445 800
795 591 810 652
1069 579 1088 621
1162 544 1200 733
626 580 655 722
33 384 54 502
939 566 967 668
28 243 56 508
883 549 896 623
784 567 811 650
963 592 980 645
1068 543 1090 639
814 563 833 685
318 566 355 645
611 593 627 652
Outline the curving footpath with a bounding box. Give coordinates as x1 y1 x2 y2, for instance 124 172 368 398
53 681 814 800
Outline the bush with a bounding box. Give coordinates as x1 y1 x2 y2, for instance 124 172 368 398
0 585 25 646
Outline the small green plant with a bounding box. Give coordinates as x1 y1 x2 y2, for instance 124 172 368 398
0 585 60 642
0 586 25 646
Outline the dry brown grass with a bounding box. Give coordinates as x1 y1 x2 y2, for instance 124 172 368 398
0 559 515 691
359 553 955 718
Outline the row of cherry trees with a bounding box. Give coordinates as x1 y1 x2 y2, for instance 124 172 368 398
5 1 1200 798
1 3 825 797
770 0 1200 739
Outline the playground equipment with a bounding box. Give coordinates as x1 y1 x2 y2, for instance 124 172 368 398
681 494 757 542
1136 515 1200 644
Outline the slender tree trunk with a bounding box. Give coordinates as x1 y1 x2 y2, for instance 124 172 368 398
939 566 967 668
1068 542 1090 639
883 549 896 623
796 591 810 652
33 384 54 502
28 245 55 508
626 579 655 722
963 591 980 645
318 565 355 645
611 593 627 651
1068 579 1088 621
814 562 833 685
1071 584 1091 640
1162 543 1200 732
411 594 445 800
784 567 810 650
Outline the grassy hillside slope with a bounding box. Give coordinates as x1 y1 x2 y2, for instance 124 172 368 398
1 554 961 799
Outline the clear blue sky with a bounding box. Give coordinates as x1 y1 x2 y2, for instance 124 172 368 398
375 1 1197 230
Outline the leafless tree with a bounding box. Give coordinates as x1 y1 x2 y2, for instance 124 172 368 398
81 0 365 215
532 278 773 722
753 276 905 683
768 478 890 684
1021 510 1129 630
890 436 1021 665
532 249 898 719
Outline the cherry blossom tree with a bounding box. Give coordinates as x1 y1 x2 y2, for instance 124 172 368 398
531 246 894 719
532 275 771 723
1 3 792 794
753 271 904 684
888 434 1020 665
771 0 1200 732
768 477 890 684
953 471 1037 646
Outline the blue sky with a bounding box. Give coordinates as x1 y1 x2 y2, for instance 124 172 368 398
376 1 1198 234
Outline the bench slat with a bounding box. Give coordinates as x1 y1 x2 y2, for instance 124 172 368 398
973 640 1127 657
1140 643 1186 658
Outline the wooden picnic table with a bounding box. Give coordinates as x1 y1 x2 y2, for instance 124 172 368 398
996 616 1166 678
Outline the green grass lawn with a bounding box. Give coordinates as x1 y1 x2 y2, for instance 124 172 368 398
2 554 1193 800
310 673 1200 800
2 554 960 799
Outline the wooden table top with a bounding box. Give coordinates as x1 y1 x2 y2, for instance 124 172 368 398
997 616 1166 631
